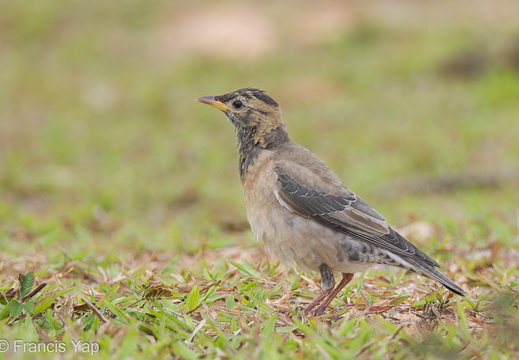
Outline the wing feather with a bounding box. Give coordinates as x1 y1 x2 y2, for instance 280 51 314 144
275 167 439 267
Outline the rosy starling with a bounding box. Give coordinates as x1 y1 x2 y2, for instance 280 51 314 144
197 88 465 315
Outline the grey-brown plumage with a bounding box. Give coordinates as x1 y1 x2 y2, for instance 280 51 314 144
197 88 465 315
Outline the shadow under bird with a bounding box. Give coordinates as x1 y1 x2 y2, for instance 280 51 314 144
197 88 465 315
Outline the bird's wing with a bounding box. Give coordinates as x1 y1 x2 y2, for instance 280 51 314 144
274 164 440 268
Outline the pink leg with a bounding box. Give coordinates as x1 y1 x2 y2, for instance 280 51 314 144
303 263 336 315
313 273 354 316
303 286 335 315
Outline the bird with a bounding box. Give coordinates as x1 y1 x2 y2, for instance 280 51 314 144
197 87 465 315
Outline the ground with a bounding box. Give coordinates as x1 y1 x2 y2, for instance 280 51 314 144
1 1 518 359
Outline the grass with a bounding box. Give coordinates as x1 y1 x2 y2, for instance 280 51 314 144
1 0 519 358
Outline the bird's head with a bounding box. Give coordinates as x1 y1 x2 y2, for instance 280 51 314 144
197 88 288 148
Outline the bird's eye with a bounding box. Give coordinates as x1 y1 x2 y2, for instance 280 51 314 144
232 100 243 109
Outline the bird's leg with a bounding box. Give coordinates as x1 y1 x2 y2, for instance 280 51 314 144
313 273 354 316
303 264 335 315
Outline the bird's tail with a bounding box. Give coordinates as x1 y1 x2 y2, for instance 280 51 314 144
404 258 466 296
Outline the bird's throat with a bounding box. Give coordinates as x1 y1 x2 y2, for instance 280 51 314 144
236 125 289 179
237 127 261 179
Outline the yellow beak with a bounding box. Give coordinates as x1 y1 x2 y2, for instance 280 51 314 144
196 96 229 111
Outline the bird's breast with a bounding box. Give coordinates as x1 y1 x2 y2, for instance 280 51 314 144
241 151 378 274
241 151 336 272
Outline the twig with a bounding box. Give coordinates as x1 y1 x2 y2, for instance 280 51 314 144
80 297 107 324
22 283 47 302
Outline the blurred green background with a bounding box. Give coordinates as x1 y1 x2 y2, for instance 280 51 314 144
1 0 518 257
